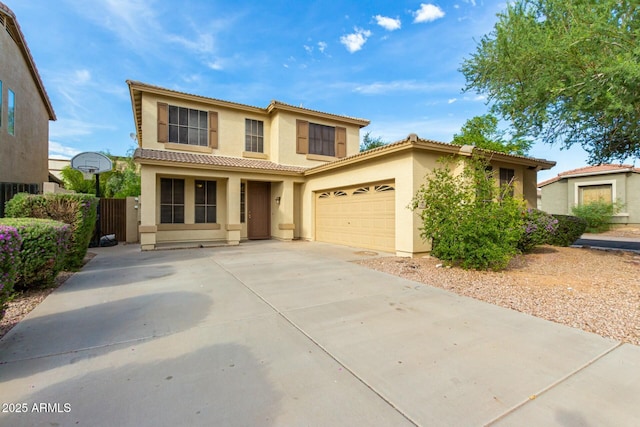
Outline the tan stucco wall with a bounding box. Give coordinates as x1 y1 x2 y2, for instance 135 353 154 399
138 162 305 247
139 93 363 168
0 22 49 186
303 150 433 256
270 110 361 167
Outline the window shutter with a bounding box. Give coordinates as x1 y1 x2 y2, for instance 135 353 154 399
296 120 308 154
209 111 218 149
335 126 346 158
157 102 168 143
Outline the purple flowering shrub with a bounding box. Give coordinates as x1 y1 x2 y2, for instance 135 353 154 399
517 208 559 252
5 193 97 270
0 225 22 318
0 218 71 290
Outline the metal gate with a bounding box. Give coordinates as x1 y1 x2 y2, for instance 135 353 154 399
100 198 127 241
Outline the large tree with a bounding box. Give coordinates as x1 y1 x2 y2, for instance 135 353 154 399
452 114 532 156
460 0 640 164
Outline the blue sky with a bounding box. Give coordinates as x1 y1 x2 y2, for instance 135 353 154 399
7 0 606 182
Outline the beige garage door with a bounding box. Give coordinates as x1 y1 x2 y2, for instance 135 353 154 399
315 182 395 252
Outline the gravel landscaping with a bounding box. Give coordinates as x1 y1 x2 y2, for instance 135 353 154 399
357 245 640 345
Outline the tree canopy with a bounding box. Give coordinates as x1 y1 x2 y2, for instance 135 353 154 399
360 132 387 151
452 114 531 156
460 0 640 164
60 151 140 197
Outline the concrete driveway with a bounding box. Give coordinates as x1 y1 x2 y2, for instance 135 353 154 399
0 241 638 426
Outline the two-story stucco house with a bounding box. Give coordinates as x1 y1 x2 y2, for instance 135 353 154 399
0 2 56 216
129 81 555 256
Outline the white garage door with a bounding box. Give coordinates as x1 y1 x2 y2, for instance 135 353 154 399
315 182 395 252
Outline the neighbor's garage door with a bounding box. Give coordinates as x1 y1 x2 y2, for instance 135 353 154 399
315 182 395 252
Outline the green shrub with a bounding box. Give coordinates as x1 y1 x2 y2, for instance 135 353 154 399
5 193 98 270
549 214 587 246
518 209 559 252
0 218 71 290
571 200 623 233
0 225 21 317
411 156 525 271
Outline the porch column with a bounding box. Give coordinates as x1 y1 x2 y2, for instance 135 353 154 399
277 180 295 241
139 168 157 250
226 176 241 245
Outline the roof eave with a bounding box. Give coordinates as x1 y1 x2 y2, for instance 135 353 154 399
305 136 556 176
0 2 56 120
267 101 370 128
134 157 305 176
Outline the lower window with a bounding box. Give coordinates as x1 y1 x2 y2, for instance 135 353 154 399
195 180 217 223
160 178 185 223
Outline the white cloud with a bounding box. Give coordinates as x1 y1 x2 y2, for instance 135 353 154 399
352 80 455 95
340 27 372 53
374 15 401 31
448 98 457 104
167 31 215 54
304 44 313 53
69 0 160 49
207 59 224 70
318 41 327 53
73 69 91 85
49 141 81 159
413 3 445 23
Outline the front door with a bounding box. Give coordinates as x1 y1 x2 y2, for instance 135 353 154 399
247 181 271 239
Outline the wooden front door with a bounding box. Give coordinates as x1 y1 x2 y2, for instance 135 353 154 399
247 181 271 239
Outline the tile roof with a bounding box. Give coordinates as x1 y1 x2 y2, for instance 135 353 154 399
0 2 56 120
134 148 308 174
538 164 640 187
127 80 369 125
305 133 556 175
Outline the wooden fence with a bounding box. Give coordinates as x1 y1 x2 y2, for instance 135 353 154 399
100 198 127 241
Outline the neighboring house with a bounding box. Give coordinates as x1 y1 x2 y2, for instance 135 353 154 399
0 2 56 217
539 164 640 226
128 81 555 255
48 157 70 182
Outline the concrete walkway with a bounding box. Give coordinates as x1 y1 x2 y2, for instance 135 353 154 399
0 241 638 426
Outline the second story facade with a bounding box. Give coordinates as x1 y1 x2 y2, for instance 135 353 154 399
128 80 369 168
0 2 56 216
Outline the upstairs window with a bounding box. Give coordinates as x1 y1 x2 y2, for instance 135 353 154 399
296 120 347 158
168 105 208 146
309 123 335 157
157 102 218 148
245 119 264 152
7 89 15 136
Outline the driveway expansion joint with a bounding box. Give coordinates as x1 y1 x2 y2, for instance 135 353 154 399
213 257 421 427
484 341 624 426
0 334 159 365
